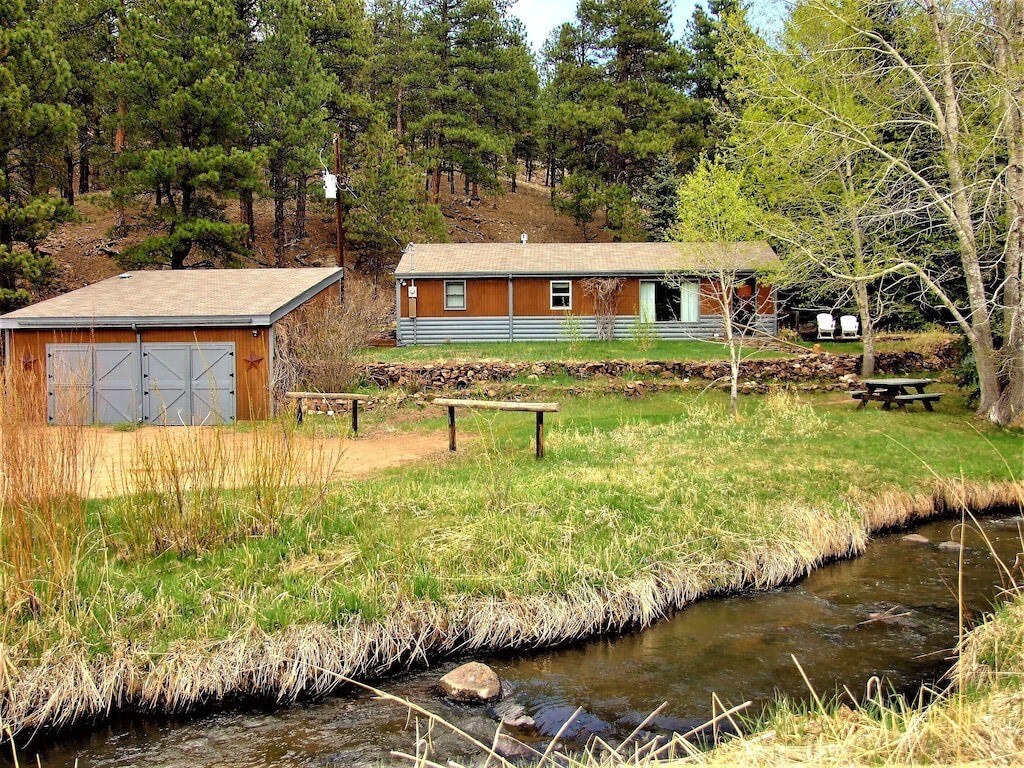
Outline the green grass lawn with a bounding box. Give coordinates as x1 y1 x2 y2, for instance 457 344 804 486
9 387 1018 666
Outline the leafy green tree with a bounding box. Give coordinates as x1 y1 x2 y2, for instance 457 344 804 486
672 158 767 418
0 0 76 310
115 0 260 270
731 0 1023 424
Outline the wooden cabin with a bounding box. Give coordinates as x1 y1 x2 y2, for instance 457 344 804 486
394 242 779 345
0 268 342 425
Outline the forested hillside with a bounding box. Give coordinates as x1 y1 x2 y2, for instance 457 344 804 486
2 0 732 304
2 0 1020 422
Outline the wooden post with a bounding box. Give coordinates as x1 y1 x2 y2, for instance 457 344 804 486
351 399 359 434
536 411 544 458
448 405 456 451
296 397 304 425
333 133 346 303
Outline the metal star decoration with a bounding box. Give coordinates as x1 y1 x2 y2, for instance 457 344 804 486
243 352 264 370
21 351 37 371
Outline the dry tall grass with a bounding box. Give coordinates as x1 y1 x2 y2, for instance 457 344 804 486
109 422 343 557
0 370 95 615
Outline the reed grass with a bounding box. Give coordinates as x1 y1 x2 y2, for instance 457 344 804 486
0 387 1020 743
0 370 96 618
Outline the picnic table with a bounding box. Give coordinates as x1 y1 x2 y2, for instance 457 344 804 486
851 378 941 411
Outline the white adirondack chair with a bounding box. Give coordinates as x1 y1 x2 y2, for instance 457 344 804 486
816 313 835 340
840 314 860 339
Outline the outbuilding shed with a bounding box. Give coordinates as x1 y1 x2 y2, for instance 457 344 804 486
0 268 342 425
394 242 780 345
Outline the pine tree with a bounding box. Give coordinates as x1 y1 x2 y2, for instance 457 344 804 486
541 0 690 238
348 118 445 278
115 0 259 270
684 0 751 157
250 0 334 265
0 0 76 310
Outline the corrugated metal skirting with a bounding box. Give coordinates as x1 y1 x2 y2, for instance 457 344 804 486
398 315 778 345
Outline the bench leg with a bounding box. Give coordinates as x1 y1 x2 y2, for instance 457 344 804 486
923 399 934 412
351 400 359 434
856 396 867 410
448 406 456 452
296 398 303 425
882 400 891 410
536 411 544 459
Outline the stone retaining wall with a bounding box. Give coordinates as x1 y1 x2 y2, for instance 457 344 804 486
357 344 960 393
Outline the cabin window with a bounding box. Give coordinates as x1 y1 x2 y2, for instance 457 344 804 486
444 280 466 310
550 280 572 310
640 280 699 322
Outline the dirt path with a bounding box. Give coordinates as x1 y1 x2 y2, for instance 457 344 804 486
85 427 448 499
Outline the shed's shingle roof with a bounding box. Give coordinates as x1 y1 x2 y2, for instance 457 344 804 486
0 268 342 328
394 242 778 277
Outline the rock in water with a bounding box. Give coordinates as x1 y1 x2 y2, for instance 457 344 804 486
489 700 536 729
494 734 535 759
901 533 930 545
938 541 963 552
438 662 501 703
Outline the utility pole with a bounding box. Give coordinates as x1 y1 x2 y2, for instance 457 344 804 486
333 132 346 302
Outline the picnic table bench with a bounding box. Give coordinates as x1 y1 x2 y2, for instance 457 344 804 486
432 398 560 458
851 378 941 411
287 391 371 433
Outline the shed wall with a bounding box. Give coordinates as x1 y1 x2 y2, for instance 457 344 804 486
9 327 271 420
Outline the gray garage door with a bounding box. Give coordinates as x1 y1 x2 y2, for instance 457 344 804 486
143 343 235 425
46 342 235 426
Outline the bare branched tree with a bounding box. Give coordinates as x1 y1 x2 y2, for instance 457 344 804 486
580 277 625 340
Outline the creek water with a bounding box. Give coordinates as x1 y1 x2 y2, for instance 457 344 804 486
31 513 1024 767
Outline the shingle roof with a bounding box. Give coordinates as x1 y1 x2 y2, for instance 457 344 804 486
394 242 779 278
0 268 342 328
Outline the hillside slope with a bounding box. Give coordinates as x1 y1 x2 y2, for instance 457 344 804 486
30 176 612 303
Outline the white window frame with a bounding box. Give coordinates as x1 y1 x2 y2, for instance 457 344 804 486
550 280 572 310
444 280 466 311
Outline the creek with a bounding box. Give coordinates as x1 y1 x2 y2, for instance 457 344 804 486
33 513 1024 767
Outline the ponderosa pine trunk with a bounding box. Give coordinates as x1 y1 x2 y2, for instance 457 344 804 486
294 174 307 240
240 189 254 247
270 159 287 266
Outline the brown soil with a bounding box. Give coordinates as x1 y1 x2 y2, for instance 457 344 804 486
85 425 448 499
33 172 609 303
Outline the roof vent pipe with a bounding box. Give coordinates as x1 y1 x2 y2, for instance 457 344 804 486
520 233 528 244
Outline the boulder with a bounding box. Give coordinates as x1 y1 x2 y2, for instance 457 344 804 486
938 541 964 552
901 533 930 545
438 662 501 703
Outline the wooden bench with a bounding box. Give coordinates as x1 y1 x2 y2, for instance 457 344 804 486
894 392 942 411
287 391 371 433
432 398 560 458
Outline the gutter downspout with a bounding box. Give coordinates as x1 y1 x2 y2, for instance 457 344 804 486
394 279 402 346
2 328 10 373
508 274 514 342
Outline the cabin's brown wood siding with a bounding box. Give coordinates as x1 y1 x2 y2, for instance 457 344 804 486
400 278 509 317
512 278 641 316
397 276 774 319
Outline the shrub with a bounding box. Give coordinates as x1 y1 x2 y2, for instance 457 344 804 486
273 280 392 395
